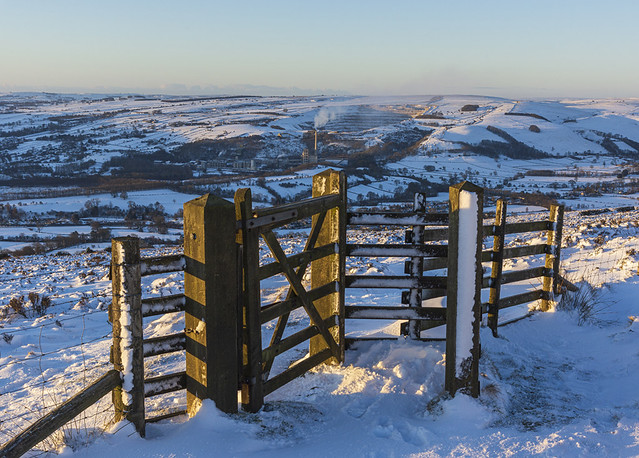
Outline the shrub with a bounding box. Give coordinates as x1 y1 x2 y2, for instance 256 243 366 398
557 281 611 325
5 293 52 319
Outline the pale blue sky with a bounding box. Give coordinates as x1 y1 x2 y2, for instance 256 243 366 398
1 0 637 97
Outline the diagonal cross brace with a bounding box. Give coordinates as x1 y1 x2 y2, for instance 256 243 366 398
262 211 328 378
262 229 340 360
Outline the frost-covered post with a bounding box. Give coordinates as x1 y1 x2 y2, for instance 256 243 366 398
184 194 240 415
406 192 427 338
111 237 145 437
487 199 507 337
310 169 346 364
445 182 483 398
541 204 564 311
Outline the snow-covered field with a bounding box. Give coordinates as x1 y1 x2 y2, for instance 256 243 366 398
1 208 638 456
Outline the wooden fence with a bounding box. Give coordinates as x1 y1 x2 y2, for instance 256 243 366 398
1 170 571 454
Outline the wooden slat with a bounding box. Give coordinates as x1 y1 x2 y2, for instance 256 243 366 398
141 294 185 317
345 306 446 320
260 281 339 324
422 227 449 241
498 289 547 309
347 211 448 226
140 254 185 276
262 315 337 365
500 266 548 285
0 370 121 458
144 371 186 397
143 332 186 357
146 409 187 423
346 244 447 258
503 220 550 235
502 244 547 259
259 243 337 281
345 275 446 289
481 244 547 262
263 348 333 395
243 194 342 231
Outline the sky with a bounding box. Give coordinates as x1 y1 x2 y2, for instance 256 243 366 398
1 0 638 98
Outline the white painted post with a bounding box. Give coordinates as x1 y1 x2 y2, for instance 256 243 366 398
446 182 483 398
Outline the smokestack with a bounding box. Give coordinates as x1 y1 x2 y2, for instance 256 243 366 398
314 130 318 153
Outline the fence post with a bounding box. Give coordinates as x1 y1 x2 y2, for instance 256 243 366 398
234 188 264 412
310 169 346 364
445 182 483 398
111 237 145 437
487 199 507 337
407 192 426 339
541 204 565 310
183 194 240 415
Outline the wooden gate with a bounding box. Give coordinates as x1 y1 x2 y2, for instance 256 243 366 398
235 169 346 412
345 193 450 343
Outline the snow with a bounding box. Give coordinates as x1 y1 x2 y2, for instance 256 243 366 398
455 190 478 371
2 208 639 456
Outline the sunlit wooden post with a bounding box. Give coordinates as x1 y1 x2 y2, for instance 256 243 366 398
446 182 483 398
541 204 564 311
111 236 145 436
310 169 346 364
183 194 240 415
487 199 507 337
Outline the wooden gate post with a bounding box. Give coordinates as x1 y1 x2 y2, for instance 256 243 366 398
445 182 483 398
541 204 565 311
406 192 426 339
487 199 507 337
183 194 240 415
234 188 264 413
310 169 346 364
111 237 145 436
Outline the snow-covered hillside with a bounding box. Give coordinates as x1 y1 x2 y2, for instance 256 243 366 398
1 208 638 456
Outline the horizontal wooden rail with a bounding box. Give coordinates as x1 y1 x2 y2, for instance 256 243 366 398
259 243 337 281
345 305 447 321
482 267 549 288
481 244 547 262
144 371 187 398
264 348 333 396
143 332 186 358
146 409 187 423
141 294 185 317
498 289 548 310
347 211 448 226
140 254 186 277
346 243 447 258
401 288 446 303
422 227 449 241
0 370 121 458
262 315 337 365
242 194 342 231
503 220 550 235
260 281 339 324
501 266 549 285
346 275 446 290
405 257 448 273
